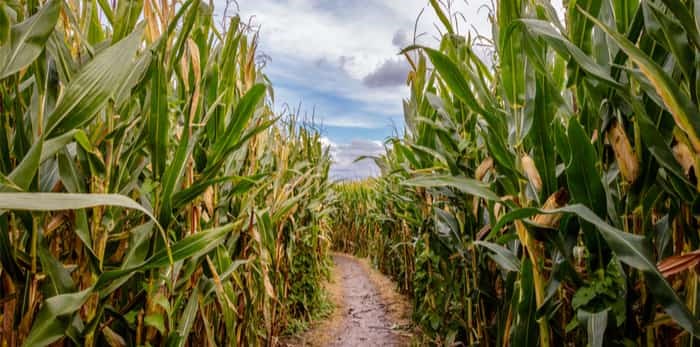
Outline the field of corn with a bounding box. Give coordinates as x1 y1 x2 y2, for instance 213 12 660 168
2 0 700 346
0 0 336 345
332 0 700 346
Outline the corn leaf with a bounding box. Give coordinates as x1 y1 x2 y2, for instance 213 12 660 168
0 0 60 79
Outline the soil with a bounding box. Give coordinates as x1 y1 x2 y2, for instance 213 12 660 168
284 253 411 347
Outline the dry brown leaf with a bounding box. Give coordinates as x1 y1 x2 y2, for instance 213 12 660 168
658 250 700 278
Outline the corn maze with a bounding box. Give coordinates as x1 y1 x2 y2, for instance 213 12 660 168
1 0 700 346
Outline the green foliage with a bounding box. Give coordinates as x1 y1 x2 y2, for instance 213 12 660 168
570 260 626 329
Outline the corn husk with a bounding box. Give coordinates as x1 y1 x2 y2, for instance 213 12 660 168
475 157 494 181
203 186 215 216
533 188 569 228
673 141 695 177
607 120 639 183
521 154 542 192
493 202 503 220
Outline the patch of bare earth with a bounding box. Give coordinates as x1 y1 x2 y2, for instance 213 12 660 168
283 253 411 347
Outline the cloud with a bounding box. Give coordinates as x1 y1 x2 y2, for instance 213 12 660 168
322 137 384 180
392 29 409 48
266 55 405 126
232 0 507 178
362 58 409 88
320 115 388 129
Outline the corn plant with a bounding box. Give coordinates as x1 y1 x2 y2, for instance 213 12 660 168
332 0 700 345
0 0 333 346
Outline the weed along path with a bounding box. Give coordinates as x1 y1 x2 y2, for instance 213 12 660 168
286 254 411 346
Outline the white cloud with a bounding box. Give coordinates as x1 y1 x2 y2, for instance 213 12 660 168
321 115 389 129
363 58 410 88
236 0 494 76
321 137 385 180
392 29 409 48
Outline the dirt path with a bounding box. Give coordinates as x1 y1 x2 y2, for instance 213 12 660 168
285 254 411 347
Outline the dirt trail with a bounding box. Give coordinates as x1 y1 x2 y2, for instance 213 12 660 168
285 254 411 347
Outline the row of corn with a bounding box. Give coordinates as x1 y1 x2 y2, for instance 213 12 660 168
332 0 700 345
0 0 334 346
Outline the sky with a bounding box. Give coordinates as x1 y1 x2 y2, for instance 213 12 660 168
230 0 496 179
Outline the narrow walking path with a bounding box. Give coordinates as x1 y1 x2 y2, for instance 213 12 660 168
285 254 411 347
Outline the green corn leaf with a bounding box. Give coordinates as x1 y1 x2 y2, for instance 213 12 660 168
428 0 454 35
98 222 155 295
493 204 700 335
112 0 143 42
46 31 77 83
144 314 165 334
0 0 60 79
582 9 700 154
95 223 237 293
95 0 115 24
634 106 694 187
511 257 538 347
403 175 500 201
578 309 609 347
0 191 172 265
5 139 42 191
659 0 700 49
526 74 558 198
569 0 602 51
474 241 520 273
210 84 266 161
144 223 234 270
0 192 157 223
56 152 95 255
147 51 169 179
86 0 105 44
612 0 637 33
38 239 77 296
40 130 79 162
408 46 488 116
168 286 199 347
201 117 276 180
44 25 144 137
0 2 10 45
498 2 526 111
172 175 261 210
519 19 621 87
565 119 606 216
643 1 694 81
22 289 92 347
158 123 196 226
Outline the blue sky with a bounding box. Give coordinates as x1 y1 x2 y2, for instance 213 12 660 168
232 0 494 179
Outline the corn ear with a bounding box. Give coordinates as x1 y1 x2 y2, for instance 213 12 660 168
673 141 695 178
607 120 639 184
521 154 542 192
475 157 494 181
533 188 569 228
